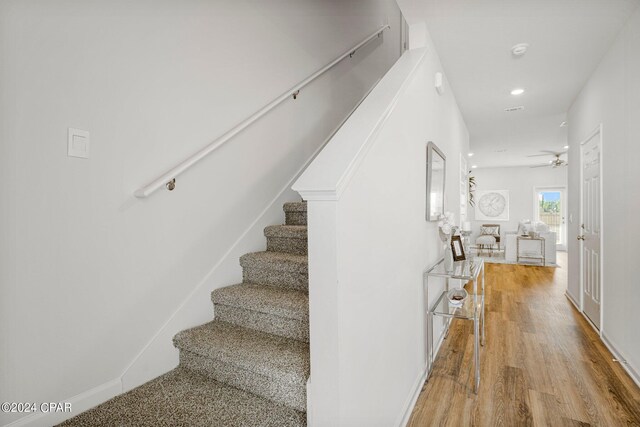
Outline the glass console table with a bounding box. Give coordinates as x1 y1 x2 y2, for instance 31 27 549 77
425 258 485 392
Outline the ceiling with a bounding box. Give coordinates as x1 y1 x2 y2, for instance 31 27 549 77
417 0 640 168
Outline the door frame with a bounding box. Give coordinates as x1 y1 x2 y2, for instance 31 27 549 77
578 123 604 335
532 186 567 251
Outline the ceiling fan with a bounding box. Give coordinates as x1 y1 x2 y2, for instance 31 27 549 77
527 150 568 168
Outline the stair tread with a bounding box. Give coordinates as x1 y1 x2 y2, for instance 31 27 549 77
212 283 308 321
174 321 309 383
59 368 306 427
283 202 307 213
240 251 308 273
264 225 307 239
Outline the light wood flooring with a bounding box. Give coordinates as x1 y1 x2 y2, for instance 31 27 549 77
409 253 640 426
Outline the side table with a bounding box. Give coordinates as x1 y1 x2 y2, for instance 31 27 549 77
425 258 485 392
516 235 545 266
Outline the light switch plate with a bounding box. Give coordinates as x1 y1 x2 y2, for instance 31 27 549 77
68 128 90 158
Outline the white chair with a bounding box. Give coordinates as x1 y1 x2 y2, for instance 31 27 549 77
476 235 497 256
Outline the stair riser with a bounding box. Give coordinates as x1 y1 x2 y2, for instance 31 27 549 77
243 268 308 292
179 350 307 412
285 212 307 226
214 304 309 342
266 237 308 255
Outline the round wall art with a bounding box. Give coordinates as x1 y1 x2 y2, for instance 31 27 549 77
475 190 509 221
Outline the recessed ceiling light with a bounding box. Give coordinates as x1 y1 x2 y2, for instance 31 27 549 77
471 165 478 169
510 88 525 96
564 145 569 149
511 43 529 56
468 152 474 157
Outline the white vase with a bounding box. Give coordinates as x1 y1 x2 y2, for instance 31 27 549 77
444 241 454 271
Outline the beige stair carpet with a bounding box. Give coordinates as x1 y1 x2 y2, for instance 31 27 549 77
61 201 309 427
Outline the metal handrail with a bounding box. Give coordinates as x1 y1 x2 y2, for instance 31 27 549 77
134 25 390 198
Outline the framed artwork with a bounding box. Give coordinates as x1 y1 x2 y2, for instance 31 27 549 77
475 190 509 221
426 141 446 221
451 235 466 261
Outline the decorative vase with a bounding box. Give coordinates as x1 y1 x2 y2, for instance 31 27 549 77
444 241 454 272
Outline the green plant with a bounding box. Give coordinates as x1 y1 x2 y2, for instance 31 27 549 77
468 173 477 207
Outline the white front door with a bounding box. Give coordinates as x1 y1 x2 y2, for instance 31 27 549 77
580 127 602 330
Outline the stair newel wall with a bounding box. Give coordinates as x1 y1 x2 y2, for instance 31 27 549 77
294 45 469 426
304 200 341 423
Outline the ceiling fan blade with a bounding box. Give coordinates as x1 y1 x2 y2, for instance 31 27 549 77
530 164 550 168
539 150 564 155
526 153 554 157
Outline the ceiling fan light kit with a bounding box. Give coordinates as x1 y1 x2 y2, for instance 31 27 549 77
527 150 568 168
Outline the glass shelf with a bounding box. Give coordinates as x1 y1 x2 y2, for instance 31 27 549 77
430 291 484 320
425 258 483 281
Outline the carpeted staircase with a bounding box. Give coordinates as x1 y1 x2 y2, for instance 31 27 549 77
60 201 309 427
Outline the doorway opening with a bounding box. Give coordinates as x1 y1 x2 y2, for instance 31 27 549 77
534 187 567 251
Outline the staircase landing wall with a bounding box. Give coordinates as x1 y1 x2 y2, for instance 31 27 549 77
294 44 469 426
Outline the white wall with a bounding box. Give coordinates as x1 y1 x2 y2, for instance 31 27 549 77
0 1 402 425
294 38 469 426
468 166 568 240
567 6 640 382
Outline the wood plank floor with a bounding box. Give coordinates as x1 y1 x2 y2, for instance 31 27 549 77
409 253 640 426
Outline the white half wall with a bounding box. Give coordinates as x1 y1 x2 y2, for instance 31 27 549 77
468 166 568 240
0 1 402 425
294 36 469 426
567 6 640 381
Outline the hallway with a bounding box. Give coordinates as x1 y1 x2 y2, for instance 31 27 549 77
409 254 640 425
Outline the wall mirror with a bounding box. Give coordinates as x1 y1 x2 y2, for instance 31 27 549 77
426 141 446 221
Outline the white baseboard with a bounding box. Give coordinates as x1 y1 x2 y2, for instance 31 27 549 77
565 292 640 389
3 379 121 427
395 367 427 427
565 291 580 310
601 333 640 389
394 319 449 427
566 291 602 337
